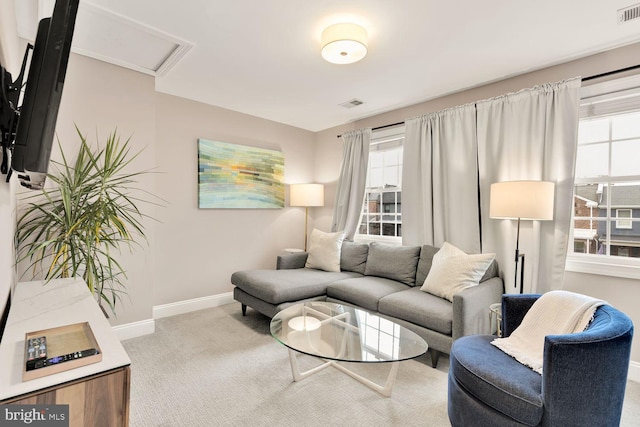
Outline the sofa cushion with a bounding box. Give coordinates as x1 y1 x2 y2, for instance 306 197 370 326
305 229 346 272
231 268 360 305
326 277 410 312
421 242 495 302
364 243 421 286
415 245 440 287
340 241 369 275
450 335 543 426
481 259 499 282
378 287 453 335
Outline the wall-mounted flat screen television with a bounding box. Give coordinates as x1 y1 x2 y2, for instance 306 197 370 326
10 0 79 190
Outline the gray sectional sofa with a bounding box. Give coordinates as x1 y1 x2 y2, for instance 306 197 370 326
231 241 504 367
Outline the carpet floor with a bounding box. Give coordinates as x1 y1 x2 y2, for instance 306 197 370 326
122 303 640 427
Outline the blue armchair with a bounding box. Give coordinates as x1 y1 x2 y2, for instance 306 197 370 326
448 294 634 426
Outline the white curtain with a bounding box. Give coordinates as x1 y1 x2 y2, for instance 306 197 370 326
331 128 371 240
477 78 581 293
403 104 481 253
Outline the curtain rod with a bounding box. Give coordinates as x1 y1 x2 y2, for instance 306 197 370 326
335 65 640 139
582 64 640 82
336 121 404 139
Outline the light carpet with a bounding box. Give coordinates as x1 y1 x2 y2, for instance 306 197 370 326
122 303 640 427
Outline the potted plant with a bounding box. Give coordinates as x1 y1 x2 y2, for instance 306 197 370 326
15 127 156 315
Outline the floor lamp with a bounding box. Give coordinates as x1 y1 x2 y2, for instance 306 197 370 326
290 184 325 251
490 181 555 294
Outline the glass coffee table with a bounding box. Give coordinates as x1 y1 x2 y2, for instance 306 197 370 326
270 301 428 397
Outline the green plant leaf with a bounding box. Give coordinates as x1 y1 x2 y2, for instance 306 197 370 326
15 127 161 315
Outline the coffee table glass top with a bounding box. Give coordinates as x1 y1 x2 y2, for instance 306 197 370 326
270 302 428 363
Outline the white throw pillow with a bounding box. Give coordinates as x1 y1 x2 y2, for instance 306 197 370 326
305 229 346 272
420 242 495 302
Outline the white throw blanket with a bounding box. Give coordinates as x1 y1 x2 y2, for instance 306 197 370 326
491 290 605 374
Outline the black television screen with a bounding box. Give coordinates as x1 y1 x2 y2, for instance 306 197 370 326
11 0 79 190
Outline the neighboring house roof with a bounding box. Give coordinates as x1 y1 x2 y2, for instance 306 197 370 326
600 185 640 207
575 184 599 203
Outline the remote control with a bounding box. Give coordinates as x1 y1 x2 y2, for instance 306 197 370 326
26 336 47 359
25 337 47 370
26 348 98 371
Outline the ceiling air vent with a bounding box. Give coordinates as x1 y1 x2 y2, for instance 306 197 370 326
618 3 640 23
339 98 365 109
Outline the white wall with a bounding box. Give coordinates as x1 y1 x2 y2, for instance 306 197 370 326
314 42 640 363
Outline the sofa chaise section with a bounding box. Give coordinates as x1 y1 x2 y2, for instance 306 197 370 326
232 262 361 318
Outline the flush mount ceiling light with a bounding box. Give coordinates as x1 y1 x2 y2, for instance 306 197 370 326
321 23 368 64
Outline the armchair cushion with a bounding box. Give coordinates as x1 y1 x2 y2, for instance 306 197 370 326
450 335 543 425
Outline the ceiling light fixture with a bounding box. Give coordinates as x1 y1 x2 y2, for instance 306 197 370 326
321 23 368 65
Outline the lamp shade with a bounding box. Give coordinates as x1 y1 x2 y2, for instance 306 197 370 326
290 184 324 207
490 181 555 220
321 23 368 65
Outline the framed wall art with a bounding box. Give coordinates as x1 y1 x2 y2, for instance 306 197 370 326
198 139 284 209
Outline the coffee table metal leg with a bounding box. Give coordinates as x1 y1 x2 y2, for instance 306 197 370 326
287 348 400 397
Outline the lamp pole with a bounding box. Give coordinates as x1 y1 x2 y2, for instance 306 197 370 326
304 206 309 251
514 217 526 294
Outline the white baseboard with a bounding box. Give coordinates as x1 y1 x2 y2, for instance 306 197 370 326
111 292 235 341
628 361 640 383
152 292 235 319
112 318 156 341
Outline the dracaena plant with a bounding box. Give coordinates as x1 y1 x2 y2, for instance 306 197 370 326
15 127 157 315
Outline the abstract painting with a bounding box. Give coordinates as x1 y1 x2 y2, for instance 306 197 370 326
198 139 285 208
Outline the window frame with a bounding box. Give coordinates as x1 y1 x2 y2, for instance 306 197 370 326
354 125 405 245
566 74 640 279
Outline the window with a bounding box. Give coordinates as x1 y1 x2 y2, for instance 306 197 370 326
616 209 632 229
357 126 404 242
568 74 640 278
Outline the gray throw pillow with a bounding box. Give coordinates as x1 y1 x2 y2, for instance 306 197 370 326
340 241 369 275
481 259 499 282
415 245 440 287
364 243 421 286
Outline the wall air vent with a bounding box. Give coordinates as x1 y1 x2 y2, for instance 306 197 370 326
618 3 640 23
339 98 365 109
